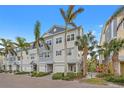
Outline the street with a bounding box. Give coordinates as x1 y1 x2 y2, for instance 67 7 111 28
0 73 122 88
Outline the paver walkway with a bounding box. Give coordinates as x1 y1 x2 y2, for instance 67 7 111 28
0 73 123 88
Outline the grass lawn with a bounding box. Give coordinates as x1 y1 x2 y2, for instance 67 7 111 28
80 78 107 85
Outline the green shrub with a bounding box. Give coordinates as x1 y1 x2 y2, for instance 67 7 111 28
3 70 11 73
66 72 76 80
52 73 64 80
105 76 124 84
9 70 12 73
76 72 83 79
31 71 49 77
35 72 49 77
62 76 70 80
52 72 82 80
31 71 37 77
96 73 113 78
15 71 30 75
0 70 4 73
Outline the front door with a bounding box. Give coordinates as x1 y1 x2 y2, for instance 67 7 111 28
120 62 124 75
16 65 20 72
33 64 37 71
47 64 53 73
68 64 76 72
9 65 12 71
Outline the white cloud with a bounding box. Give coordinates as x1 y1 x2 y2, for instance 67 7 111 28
92 30 96 35
99 24 103 28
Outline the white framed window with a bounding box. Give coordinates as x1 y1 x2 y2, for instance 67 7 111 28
47 40 52 45
31 56 35 59
71 34 74 40
67 48 72 56
40 52 50 58
67 35 70 41
45 52 50 58
56 37 62 44
123 21 124 29
17 56 21 60
56 50 62 56
67 34 74 41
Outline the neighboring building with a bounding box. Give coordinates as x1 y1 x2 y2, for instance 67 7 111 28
1 25 83 73
100 10 124 75
0 55 4 70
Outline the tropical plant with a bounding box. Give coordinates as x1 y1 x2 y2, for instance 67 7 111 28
97 42 111 73
33 21 49 72
60 5 84 76
0 38 16 71
109 38 124 76
15 37 30 71
104 6 124 32
75 31 97 77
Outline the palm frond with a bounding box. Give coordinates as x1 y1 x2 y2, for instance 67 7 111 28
34 21 41 41
70 7 84 20
60 8 67 23
116 17 124 31
68 22 77 28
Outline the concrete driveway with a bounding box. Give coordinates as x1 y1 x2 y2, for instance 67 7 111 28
0 73 122 88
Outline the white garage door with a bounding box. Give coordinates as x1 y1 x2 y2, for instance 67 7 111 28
54 65 64 73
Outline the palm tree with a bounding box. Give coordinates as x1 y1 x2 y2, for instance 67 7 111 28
33 21 49 72
109 38 124 76
97 42 111 73
15 37 30 72
116 17 124 31
0 38 16 71
60 5 84 76
104 6 124 33
75 31 97 77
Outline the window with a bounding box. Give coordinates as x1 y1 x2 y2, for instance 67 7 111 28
47 40 52 45
67 34 74 41
56 50 62 56
40 44 43 47
39 53 43 57
123 22 124 29
18 57 20 61
59 37 62 43
31 56 35 59
56 37 62 44
56 38 58 44
67 35 70 41
46 52 50 57
67 48 72 56
40 52 50 58
71 34 74 40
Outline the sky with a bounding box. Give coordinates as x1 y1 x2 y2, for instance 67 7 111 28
0 5 120 43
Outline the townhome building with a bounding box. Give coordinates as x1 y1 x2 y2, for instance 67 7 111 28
100 10 124 75
1 25 83 73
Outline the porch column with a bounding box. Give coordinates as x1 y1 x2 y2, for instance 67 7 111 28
76 63 78 73
118 62 121 76
67 63 69 72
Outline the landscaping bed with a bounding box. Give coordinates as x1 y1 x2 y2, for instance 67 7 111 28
31 71 49 77
81 78 107 85
14 71 30 75
96 73 124 85
52 72 83 81
0 70 4 73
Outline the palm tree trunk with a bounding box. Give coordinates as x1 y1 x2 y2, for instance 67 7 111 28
20 50 23 72
64 23 68 76
83 48 88 77
104 57 109 74
112 53 120 76
5 55 7 71
36 47 40 72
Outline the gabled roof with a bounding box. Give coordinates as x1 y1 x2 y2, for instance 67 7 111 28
43 25 65 37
